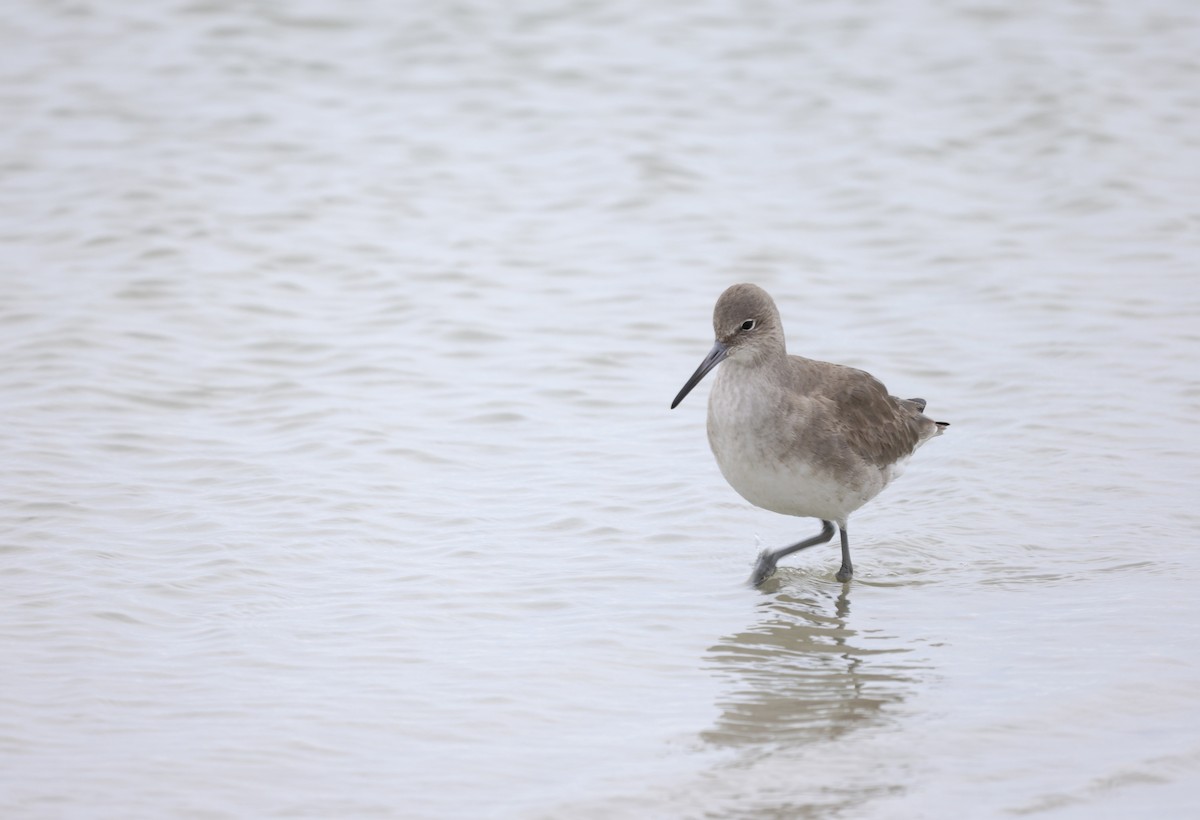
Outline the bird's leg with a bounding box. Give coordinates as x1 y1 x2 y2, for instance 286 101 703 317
836 522 853 582
749 520 836 586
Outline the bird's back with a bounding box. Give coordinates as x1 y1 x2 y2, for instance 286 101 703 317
782 355 943 471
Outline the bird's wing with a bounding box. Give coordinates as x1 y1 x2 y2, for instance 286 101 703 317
796 360 926 467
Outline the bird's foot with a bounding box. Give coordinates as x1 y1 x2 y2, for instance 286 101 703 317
835 564 853 583
748 550 778 587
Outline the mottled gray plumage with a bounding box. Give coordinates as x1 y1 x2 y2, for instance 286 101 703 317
671 283 948 584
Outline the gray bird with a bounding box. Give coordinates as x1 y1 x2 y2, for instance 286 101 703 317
671 283 949 585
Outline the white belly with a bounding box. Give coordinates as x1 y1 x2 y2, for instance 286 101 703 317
711 429 890 520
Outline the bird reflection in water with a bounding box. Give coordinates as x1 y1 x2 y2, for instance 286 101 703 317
702 583 925 749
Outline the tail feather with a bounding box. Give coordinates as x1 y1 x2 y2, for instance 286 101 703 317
906 397 949 434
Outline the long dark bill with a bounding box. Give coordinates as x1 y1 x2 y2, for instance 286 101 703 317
670 341 728 409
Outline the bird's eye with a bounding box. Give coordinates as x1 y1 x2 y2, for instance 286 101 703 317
741 319 756 331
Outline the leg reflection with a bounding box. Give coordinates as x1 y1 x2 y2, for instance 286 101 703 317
702 585 921 748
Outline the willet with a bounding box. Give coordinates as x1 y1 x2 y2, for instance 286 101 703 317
671 283 949 585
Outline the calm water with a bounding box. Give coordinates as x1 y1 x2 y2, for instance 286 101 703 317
3 1 1199 817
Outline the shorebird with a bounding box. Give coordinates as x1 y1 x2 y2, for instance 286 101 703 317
671 283 948 585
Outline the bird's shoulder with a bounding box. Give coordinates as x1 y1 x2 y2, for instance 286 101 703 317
784 355 890 406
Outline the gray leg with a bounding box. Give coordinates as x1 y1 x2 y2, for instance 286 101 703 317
836 521 853 582
749 520 836 586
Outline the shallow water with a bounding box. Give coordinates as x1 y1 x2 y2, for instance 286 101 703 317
3 1 1199 817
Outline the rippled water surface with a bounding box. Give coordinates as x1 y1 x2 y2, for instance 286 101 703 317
3 1 1199 817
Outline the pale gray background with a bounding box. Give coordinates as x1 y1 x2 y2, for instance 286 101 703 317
3 1 1198 817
